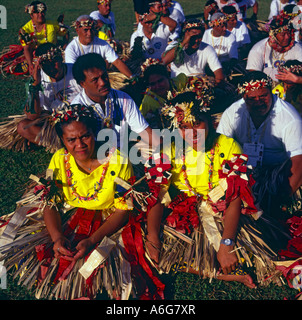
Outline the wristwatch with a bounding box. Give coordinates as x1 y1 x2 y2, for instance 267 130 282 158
220 238 235 246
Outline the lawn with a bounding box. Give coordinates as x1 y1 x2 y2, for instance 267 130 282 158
0 0 298 300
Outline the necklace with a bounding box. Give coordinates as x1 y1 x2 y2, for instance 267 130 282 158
181 146 216 197
92 96 114 128
211 31 224 57
32 22 47 44
64 147 115 201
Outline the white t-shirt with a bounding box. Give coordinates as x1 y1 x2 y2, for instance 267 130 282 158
39 64 82 111
268 0 296 20
229 21 251 47
217 95 302 165
165 41 222 77
202 29 238 62
90 10 116 36
216 0 243 20
64 36 118 64
71 89 149 150
246 37 302 81
130 23 172 60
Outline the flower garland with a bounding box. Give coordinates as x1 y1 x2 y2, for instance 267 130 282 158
237 78 273 95
71 19 97 29
25 3 47 15
64 147 115 201
39 46 63 63
141 58 161 73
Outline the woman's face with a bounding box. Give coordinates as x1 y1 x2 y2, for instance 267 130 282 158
31 11 46 24
178 119 209 151
148 73 170 98
61 121 95 162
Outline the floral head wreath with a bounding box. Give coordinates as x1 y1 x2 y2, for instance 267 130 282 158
25 2 47 14
71 18 97 29
51 103 97 125
161 77 215 129
278 62 302 75
237 78 273 95
209 15 227 27
183 19 205 31
281 7 301 19
97 0 113 5
223 12 237 21
38 46 64 63
269 13 292 36
141 58 161 73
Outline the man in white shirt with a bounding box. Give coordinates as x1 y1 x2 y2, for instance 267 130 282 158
162 19 224 83
246 14 302 82
130 11 173 60
65 15 132 78
217 71 302 216
222 5 251 58
235 0 258 20
71 53 159 155
202 12 238 74
17 43 82 145
90 0 116 40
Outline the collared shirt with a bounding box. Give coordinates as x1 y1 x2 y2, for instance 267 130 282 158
217 95 302 165
229 21 251 48
71 89 149 150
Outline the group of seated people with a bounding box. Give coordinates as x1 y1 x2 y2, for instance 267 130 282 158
1 0 302 301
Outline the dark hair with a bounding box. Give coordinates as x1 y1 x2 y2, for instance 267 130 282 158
283 4 298 14
35 42 57 56
283 59 302 76
72 53 107 84
143 64 170 84
166 91 218 152
222 5 237 15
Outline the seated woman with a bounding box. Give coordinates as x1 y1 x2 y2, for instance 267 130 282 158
144 85 287 288
19 1 68 74
0 104 134 300
139 58 187 129
273 60 302 115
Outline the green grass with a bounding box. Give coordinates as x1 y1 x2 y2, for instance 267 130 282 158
0 0 298 301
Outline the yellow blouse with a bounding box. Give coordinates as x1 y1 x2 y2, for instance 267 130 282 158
20 20 66 47
48 148 133 211
164 134 243 198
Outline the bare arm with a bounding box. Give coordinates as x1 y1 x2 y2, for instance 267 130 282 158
112 58 133 78
289 155 302 195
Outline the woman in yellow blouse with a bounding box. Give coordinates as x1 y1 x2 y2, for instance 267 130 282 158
145 84 284 289
19 1 68 74
0 104 133 300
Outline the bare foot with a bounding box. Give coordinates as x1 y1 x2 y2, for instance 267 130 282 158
145 236 161 265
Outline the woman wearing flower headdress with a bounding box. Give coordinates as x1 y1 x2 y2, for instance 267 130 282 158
19 1 69 74
143 81 288 288
0 103 135 300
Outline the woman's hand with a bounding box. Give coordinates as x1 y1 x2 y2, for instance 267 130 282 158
73 238 94 261
217 244 238 274
53 236 74 260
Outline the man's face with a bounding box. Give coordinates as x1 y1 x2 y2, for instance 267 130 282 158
150 3 163 13
275 29 292 48
31 11 46 24
98 3 111 16
80 67 111 101
213 22 227 36
227 16 237 29
148 73 170 98
76 23 95 45
244 87 273 118
187 29 203 50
